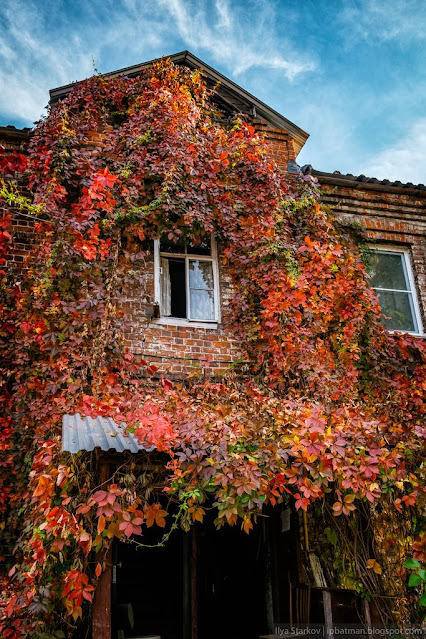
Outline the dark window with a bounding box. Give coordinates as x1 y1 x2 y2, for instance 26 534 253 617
157 236 218 322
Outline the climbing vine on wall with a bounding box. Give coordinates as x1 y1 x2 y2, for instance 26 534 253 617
0 60 424 637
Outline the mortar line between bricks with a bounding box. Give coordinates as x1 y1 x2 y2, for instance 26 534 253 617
138 352 235 364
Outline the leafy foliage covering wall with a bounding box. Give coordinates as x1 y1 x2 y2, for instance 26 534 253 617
0 61 424 637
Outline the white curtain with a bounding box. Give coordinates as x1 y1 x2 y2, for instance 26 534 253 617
160 258 171 316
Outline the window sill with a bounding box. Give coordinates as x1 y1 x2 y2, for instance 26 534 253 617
151 317 219 330
388 329 425 338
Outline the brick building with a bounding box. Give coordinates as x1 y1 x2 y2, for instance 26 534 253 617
1 51 425 639
2 52 425 365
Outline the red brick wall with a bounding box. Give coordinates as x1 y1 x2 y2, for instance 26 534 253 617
123 247 241 376
125 125 298 376
0 127 34 270
319 180 426 330
254 119 296 171
3 124 426 377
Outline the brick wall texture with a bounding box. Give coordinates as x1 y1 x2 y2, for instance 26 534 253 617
2 120 426 377
0 127 36 270
123 248 241 377
319 179 426 331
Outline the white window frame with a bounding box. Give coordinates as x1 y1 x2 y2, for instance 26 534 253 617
153 235 221 328
368 246 424 336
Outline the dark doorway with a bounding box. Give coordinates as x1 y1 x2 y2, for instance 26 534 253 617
113 527 185 639
197 521 269 639
112 520 270 639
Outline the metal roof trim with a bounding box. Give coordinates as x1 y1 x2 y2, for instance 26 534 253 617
62 414 154 454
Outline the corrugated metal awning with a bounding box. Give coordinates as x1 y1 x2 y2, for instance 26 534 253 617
62 414 154 454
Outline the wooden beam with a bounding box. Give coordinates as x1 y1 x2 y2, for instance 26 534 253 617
92 462 112 639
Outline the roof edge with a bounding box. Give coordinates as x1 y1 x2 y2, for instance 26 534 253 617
0 125 32 139
49 50 309 156
314 169 426 196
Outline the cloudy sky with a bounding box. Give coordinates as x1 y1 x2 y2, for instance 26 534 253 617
1 0 425 183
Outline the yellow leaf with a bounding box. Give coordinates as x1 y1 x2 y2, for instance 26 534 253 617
106 522 121 538
242 518 253 533
72 605 83 621
366 559 382 574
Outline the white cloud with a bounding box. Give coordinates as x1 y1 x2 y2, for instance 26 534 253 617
361 118 426 184
0 0 316 126
338 0 426 43
0 0 94 123
215 0 232 29
158 0 315 79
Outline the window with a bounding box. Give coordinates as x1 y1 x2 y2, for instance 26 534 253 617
367 247 423 335
154 235 220 324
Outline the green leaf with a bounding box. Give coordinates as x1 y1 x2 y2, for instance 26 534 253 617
324 527 338 546
418 569 426 581
419 592 426 607
404 558 421 570
408 573 422 587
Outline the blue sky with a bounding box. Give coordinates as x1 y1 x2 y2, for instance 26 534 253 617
1 0 426 183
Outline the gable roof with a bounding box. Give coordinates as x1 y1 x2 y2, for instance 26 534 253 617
49 50 309 156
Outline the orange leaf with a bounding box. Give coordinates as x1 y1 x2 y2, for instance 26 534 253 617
97 514 106 534
145 503 167 528
332 501 343 516
242 518 253 533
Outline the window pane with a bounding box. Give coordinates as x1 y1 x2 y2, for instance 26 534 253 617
189 289 215 320
189 260 214 290
376 290 417 332
168 258 186 318
187 236 211 255
369 252 408 290
160 235 186 254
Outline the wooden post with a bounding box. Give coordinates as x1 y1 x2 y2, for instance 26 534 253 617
323 590 333 637
92 462 112 639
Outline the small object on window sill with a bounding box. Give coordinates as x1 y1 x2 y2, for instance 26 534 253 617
145 303 161 320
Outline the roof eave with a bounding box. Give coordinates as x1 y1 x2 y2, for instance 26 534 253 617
314 170 426 196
